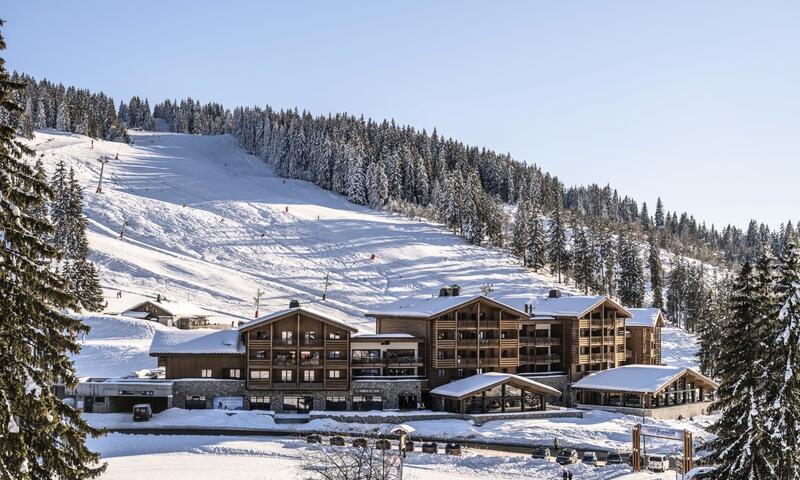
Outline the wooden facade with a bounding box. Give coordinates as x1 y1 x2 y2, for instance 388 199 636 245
624 309 665 366
161 354 245 380
239 309 356 392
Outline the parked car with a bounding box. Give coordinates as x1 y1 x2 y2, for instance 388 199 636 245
685 466 717 479
606 451 625 465
352 437 368 448
531 447 552 461
374 439 391 450
444 443 462 456
305 434 322 444
556 449 579 465
582 451 598 466
329 435 345 446
132 404 152 422
647 454 670 473
421 442 438 454
404 439 415 452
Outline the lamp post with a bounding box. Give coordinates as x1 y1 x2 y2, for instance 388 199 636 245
96 156 109 193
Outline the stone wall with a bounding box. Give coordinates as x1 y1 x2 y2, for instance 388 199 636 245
173 379 245 409
311 408 583 425
518 374 570 404
575 401 713 420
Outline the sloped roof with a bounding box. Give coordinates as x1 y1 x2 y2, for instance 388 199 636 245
430 372 561 399
494 292 631 318
238 306 357 332
572 365 718 394
149 329 243 355
626 308 666 327
124 299 212 318
364 293 527 318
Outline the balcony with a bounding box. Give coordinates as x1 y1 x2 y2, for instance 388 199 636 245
272 358 296 366
519 354 561 364
479 338 500 347
299 359 322 367
300 340 324 347
519 336 561 346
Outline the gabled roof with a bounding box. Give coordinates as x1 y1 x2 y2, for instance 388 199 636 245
572 365 718 394
149 329 243 355
124 299 212 318
626 308 666 328
239 306 357 333
492 293 632 318
364 293 528 319
430 372 561 399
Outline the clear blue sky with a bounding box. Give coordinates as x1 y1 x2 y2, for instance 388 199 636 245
4 1 798 229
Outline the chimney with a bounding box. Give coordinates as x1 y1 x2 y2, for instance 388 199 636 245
524 304 529 314
289 299 300 308
438 287 450 298
548 289 561 299
450 284 460 296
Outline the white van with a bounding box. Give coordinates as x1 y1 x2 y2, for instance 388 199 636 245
647 454 670 472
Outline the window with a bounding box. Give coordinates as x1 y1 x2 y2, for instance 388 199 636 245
185 395 206 409
94 396 106 403
326 395 347 411
438 369 446 377
304 331 317 345
281 331 293 345
250 370 269 380
281 370 293 382
456 368 464 378
254 350 267 359
328 370 341 379
255 331 269 340
328 331 342 340
201 369 212 378
250 396 271 410
303 370 316 382
352 395 383 411
329 350 341 360
300 350 320 366
283 395 313 413
228 368 241 379
437 350 446 359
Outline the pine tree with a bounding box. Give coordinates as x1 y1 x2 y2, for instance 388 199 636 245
0 23 104 477
707 259 778 480
366 161 388 209
35 97 46 129
697 277 730 377
617 233 645 307
654 197 665 228
49 160 69 252
345 145 366 205
512 199 531 262
647 234 665 309
526 201 546 271
547 206 569 283
19 95 34 138
762 235 800 478
598 230 617 296
56 100 70 131
573 228 595 294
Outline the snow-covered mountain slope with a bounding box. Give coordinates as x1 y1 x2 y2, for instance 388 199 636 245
29 129 560 330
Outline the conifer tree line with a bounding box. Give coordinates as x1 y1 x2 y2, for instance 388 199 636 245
0 22 104 478
700 234 800 479
47 159 104 312
7 72 128 142
117 96 155 131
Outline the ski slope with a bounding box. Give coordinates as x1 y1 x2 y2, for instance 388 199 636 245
29 129 557 330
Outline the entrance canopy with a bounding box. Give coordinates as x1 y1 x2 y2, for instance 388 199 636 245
431 372 560 399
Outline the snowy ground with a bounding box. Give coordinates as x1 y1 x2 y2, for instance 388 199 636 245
660 327 700 370
90 433 655 480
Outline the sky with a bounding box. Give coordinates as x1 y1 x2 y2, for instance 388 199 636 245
4 1 799 229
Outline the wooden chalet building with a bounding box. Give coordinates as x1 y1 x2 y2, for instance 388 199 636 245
122 299 212 329
624 308 665 365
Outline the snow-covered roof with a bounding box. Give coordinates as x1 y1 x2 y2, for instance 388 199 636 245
572 365 718 394
124 299 212 318
430 372 561 398
493 292 631 318
626 308 666 328
122 310 150 319
239 306 357 332
365 293 527 318
149 329 243 355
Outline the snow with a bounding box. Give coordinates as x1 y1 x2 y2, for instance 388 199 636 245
572 365 716 393
493 292 631 318
239 306 357 332
660 326 700 370
352 332 416 339
149 329 243 355
71 315 170 377
364 293 526 318
123 299 212 318
627 308 663 327
430 372 561 398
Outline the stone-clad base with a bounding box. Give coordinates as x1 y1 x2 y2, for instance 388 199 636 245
575 401 713 420
173 379 246 409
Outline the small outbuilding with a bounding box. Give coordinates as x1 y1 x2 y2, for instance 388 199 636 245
429 372 561 414
572 365 718 419
122 299 212 329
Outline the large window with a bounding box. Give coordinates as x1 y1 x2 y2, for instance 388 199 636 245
300 351 320 366
326 396 347 411
281 370 293 382
281 331 293 345
250 396 271 410
186 395 206 409
352 350 380 362
303 370 316 382
250 370 269 380
328 350 341 360
227 368 241 379
328 370 341 379
303 331 317 345
254 350 267 359
201 369 212 378
283 395 313 413
255 331 269 340
328 331 342 340
352 395 383 411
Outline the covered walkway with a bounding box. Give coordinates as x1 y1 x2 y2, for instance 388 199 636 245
430 372 561 414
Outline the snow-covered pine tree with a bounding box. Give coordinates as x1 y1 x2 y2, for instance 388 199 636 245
526 201 546 271
648 234 664 309
460 173 482 245
49 160 69 252
547 206 569 283
707 258 778 480
598 229 617 296
654 197 665 228
19 95 34 138
617 233 645 307
573 227 595 294
345 145 366 205
366 161 388 209
762 235 800 478
512 198 531 263
484 195 506 248
639 201 650 231
35 97 46 129
56 100 70 132
29 157 49 239
0 23 104 476
697 276 731 377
